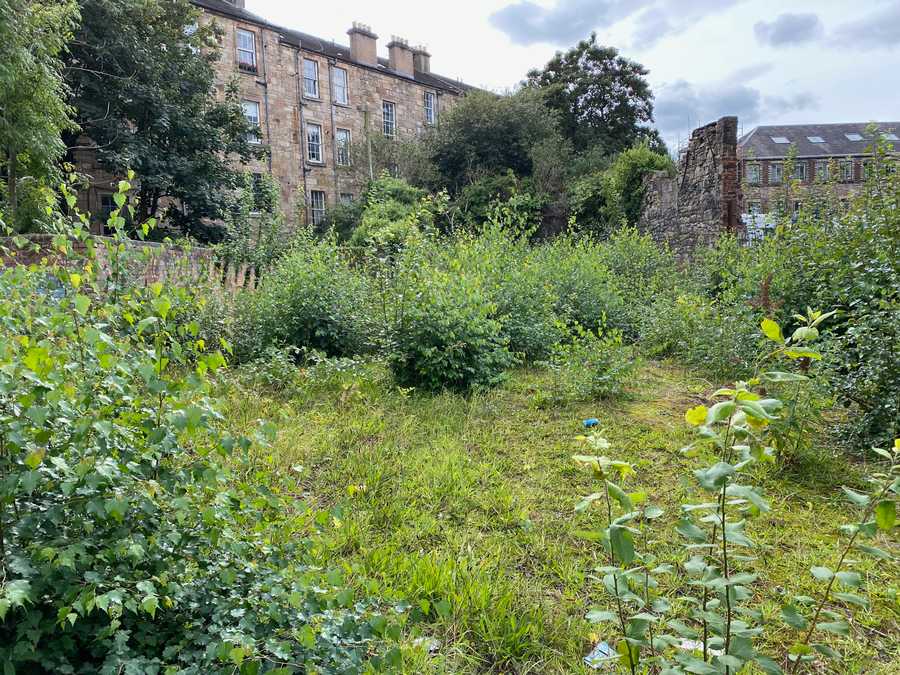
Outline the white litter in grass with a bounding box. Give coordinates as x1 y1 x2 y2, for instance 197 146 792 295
584 641 616 669
679 639 724 656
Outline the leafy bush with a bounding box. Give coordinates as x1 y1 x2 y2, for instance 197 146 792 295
387 260 515 391
544 324 636 402
234 229 372 360
0 228 395 672
639 293 762 380
534 235 626 333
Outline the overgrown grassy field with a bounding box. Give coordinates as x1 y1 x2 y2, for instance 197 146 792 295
221 361 900 674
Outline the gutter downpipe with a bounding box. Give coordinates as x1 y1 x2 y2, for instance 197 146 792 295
258 26 273 173
294 48 310 225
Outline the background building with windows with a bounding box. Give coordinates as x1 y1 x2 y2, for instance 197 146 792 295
737 122 899 219
194 0 474 225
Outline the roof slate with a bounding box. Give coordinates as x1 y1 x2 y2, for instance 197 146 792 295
738 122 900 159
193 0 475 95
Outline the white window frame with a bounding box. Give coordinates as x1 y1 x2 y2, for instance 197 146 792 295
768 162 783 185
382 100 396 138
236 29 257 72
745 163 760 185
424 91 436 125
306 122 323 163
303 59 320 98
336 128 351 166
792 162 808 182
310 190 326 225
815 160 829 181
241 100 261 144
840 160 854 182
339 192 354 205
332 66 349 105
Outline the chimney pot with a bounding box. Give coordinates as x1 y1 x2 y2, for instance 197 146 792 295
387 36 414 77
348 22 378 66
412 45 431 74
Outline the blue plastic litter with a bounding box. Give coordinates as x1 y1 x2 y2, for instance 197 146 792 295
583 418 600 428
584 641 615 669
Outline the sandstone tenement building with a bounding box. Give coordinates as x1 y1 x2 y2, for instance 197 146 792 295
77 0 474 228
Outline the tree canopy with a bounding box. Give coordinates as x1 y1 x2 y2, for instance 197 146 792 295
64 0 261 241
0 0 78 230
526 33 664 157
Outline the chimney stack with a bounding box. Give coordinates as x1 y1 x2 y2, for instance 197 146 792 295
387 36 414 77
348 22 378 66
412 45 431 74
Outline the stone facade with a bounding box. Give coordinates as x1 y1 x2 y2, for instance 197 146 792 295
638 116 741 257
73 0 471 230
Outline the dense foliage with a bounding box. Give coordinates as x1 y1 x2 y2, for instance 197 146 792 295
0 0 78 231
63 0 262 240
525 33 664 156
0 206 397 672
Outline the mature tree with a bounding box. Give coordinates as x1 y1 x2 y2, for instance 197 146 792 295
64 0 261 241
424 89 568 193
0 0 78 229
526 33 662 157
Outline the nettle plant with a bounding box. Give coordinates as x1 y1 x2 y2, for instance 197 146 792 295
575 313 897 674
0 180 399 673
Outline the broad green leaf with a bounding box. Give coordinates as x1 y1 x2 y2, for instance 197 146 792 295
141 595 158 618
874 500 896 531
606 481 633 511
841 487 870 507
676 519 707 543
781 604 808 630
856 544 892 560
760 318 783 343
810 566 833 581
811 643 839 659
835 571 862 588
694 462 735 491
761 369 806 383
586 609 617 623
609 525 635 565
816 620 849 636
833 592 868 609
707 401 736 424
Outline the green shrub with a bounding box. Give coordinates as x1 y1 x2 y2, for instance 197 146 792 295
444 225 563 362
388 262 515 391
544 324 637 402
638 293 761 380
234 229 372 360
0 229 393 672
534 235 626 333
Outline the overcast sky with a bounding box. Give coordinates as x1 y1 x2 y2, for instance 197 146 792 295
250 0 899 150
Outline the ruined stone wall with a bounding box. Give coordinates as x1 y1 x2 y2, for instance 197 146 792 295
638 116 742 257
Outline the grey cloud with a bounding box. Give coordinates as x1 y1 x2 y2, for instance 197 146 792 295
489 0 648 46
729 62 774 82
654 79 818 141
831 3 900 49
631 0 743 49
754 13 824 47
